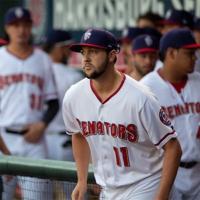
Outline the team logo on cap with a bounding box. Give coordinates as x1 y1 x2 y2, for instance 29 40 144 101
84 30 92 41
15 8 23 18
144 36 153 46
159 108 171 126
122 28 128 37
165 10 172 19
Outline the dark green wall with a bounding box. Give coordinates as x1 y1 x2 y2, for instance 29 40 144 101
0 0 23 37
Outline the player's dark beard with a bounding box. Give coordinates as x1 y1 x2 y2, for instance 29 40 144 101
84 57 109 79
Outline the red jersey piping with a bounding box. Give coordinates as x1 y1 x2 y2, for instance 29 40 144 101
90 73 126 104
154 131 175 146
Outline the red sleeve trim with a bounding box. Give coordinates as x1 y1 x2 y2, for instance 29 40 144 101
154 131 175 146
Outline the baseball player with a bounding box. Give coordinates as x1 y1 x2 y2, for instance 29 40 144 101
193 18 200 73
130 34 159 80
0 136 10 200
0 132 10 200
62 28 182 200
0 37 10 200
141 28 200 200
0 7 59 199
42 29 84 161
161 9 194 34
0 38 10 156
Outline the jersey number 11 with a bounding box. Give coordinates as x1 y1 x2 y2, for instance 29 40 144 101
113 146 130 167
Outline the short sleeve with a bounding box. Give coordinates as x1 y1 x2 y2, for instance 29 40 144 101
140 95 177 149
62 89 81 135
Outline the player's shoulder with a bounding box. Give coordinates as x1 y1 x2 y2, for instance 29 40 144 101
125 75 156 101
140 70 158 84
63 78 89 101
0 46 7 55
33 47 51 60
188 71 200 82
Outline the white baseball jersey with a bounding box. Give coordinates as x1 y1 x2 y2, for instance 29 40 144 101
63 74 177 188
0 46 57 128
46 63 83 133
141 71 200 162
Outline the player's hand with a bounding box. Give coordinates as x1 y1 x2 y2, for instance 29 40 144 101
71 182 87 200
24 122 47 143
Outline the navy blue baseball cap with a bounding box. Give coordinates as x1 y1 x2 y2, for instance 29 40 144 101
70 28 120 53
161 9 194 28
4 7 32 25
194 18 200 30
42 29 74 46
120 27 161 44
120 27 144 43
159 28 200 58
132 34 159 53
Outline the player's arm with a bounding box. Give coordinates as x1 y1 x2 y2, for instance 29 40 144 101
71 132 90 200
24 99 59 143
155 138 182 200
0 135 10 155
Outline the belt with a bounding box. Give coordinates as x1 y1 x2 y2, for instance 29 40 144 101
5 128 28 135
59 131 67 135
180 161 198 169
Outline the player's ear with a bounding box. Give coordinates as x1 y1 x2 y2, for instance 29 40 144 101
108 50 118 63
166 48 178 61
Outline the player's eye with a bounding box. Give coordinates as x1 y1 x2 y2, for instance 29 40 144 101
89 49 98 54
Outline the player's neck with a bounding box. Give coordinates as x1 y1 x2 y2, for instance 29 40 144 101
7 42 33 60
129 70 142 81
91 69 123 100
160 65 187 83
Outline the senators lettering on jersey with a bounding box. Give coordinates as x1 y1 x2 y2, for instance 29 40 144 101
0 73 44 90
76 119 138 143
162 102 200 119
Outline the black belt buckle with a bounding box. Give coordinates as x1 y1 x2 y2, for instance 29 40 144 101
180 161 197 169
5 128 27 135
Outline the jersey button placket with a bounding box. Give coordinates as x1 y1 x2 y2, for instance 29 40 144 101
98 105 109 182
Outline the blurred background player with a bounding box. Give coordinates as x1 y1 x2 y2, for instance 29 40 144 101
0 35 10 200
0 135 10 200
161 9 194 34
41 29 84 161
120 27 144 75
0 7 59 199
141 28 200 200
193 18 200 44
130 34 159 80
193 18 200 73
120 26 161 76
137 11 164 33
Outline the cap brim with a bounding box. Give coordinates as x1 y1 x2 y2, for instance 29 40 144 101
6 18 32 25
70 43 106 52
160 20 181 26
132 48 158 54
182 44 200 49
0 38 8 46
55 39 75 47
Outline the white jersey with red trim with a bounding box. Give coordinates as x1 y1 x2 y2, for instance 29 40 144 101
0 46 57 127
141 71 200 162
62 74 176 187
